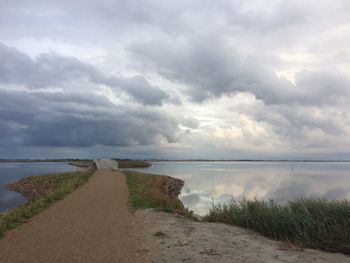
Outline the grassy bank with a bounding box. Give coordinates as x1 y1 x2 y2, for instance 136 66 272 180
118 160 151 168
124 171 184 213
0 168 94 236
0 159 92 163
68 160 93 168
205 198 350 254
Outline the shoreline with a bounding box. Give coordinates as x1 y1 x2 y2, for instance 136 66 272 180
2 168 350 262
123 171 350 262
125 170 350 256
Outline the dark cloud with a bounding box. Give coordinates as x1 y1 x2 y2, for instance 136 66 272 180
130 36 350 107
180 117 199 129
0 43 35 84
0 89 179 148
0 43 170 106
130 36 242 102
106 76 169 106
0 43 101 88
3 0 348 44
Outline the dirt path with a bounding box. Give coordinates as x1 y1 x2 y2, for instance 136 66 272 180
0 170 145 263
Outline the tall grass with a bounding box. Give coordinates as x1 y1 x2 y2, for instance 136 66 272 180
0 168 94 236
205 198 350 254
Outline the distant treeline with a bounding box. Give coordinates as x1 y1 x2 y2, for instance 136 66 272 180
0 159 152 169
144 159 350 162
2 158 350 163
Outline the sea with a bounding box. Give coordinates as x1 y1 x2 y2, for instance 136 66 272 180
130 161 350 215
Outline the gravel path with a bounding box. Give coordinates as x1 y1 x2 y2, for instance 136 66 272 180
0 170 145 263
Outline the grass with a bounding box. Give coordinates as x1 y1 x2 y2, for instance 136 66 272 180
123 171 184 213
0 168 94 237
118 160 151 168
68 160 93 168
205 198 350 254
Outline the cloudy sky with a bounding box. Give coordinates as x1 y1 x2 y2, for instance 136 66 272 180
1 0 350 159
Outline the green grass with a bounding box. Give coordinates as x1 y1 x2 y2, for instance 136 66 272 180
118 160 151 168
0 168 94 237
205 198 350 254
124 171 184 212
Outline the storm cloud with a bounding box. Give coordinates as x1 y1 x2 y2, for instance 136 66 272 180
0 43 170 106
0 0 350 158
130 36 350 106
0 88 179 148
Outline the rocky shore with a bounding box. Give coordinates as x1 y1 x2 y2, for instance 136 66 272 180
7 177 54 200
161 176 184 200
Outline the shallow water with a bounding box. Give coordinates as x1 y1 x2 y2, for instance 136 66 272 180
0 162 79 212
132 161 350 215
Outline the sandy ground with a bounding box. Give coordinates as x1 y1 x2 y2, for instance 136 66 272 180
0 170 146 263
136 209 350 263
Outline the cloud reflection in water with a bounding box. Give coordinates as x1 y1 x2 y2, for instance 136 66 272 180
138 162 350 215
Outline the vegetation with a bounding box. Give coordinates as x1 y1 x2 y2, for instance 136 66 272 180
0 158 151 168
68 160 93 168
0 168 94 237
0 159 92 163
205 198 350 254
118 160 151 168
124 171 183 213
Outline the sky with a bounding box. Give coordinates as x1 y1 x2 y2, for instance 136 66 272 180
0 0 350 160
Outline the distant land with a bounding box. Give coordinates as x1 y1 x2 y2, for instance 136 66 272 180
1 158 350 163
0 159 91 162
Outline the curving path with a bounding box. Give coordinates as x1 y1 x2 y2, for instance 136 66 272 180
0 170 145 263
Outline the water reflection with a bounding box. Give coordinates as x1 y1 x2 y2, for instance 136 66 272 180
0 189 26 212
133 162 350 215
0 162 79 212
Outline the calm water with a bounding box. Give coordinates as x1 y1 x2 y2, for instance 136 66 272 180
132 161 350 215
0 162 79 212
